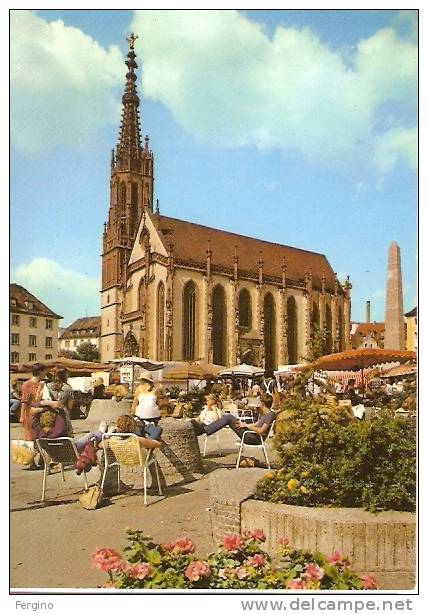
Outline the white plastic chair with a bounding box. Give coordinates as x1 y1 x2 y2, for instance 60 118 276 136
235 422 275 469
202 432 222 457
36 437 88 502
100 433 162 506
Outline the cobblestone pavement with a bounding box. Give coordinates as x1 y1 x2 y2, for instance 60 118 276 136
10 420 276 589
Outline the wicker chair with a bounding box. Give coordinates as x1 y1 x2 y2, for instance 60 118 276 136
100 433 163 506
36 437 88 502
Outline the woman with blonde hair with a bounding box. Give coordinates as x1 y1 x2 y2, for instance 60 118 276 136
113 414 161 450
131 372 162 440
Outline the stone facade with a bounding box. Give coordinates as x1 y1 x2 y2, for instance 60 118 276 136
100 37 351 367
10 283 62 364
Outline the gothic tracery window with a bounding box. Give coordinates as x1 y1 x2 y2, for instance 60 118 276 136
183 281 197 360
238 288 252 329
287 295 298 364
212 284 227 366
157 282 165 361
263 292 276 371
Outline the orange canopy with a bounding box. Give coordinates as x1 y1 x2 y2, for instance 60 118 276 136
314 348 416 372
163 360 223 381
15 357 111 374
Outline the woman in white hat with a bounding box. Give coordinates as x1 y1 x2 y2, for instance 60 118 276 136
130 371 162 440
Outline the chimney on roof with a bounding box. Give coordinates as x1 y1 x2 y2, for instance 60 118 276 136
365 300 371 323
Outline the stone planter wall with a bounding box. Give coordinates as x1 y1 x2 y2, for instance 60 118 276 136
209 469 416 590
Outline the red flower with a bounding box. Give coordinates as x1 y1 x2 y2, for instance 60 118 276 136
91 548 122 573
287 578 306 589
278 537 290 548
222 534 243 553
247 553 266 568
303 563 324 581
361 573 379 590
327 550 350 568
243 528 266 542
163 536 196 554
125 562 151 580
185 560 211 582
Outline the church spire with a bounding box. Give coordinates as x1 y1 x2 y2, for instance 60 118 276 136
116 33 142 170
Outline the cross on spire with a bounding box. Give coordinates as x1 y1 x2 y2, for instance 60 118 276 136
127 33 138 50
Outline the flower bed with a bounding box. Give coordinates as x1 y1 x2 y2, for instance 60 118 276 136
91 528 378 590
257 400 416 512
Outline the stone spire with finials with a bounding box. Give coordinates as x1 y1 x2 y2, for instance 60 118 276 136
116 33 142 171
102 33 154 291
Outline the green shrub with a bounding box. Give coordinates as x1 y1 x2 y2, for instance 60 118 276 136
91 528 378 590
255 402 415 512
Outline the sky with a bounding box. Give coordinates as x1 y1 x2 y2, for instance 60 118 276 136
10 9 417 326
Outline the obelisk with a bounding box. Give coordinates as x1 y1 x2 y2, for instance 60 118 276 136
384 242 405 349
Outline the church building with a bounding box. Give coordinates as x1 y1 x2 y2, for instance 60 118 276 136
100 35 352 368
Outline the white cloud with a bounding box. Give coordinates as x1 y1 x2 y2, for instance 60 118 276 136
12 258 100 325
373 126 417 173
11 10 123 154
131 10 416 171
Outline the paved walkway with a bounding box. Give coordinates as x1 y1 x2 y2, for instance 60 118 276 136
10 420 275 589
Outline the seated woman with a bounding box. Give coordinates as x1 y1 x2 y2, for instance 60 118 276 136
32 393 106 453
191 397 276 445
196 393 223 426
109 414 161 450
130 372 162 441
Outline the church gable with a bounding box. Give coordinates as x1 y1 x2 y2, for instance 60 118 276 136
128 210 169 265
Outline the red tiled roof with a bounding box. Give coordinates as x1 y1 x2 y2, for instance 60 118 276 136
60 316 101 340
10 283 62 319
158 215 339 293
355 322 385 335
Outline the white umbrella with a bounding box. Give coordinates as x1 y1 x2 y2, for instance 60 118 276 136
109 357 164 371
219 363 264 378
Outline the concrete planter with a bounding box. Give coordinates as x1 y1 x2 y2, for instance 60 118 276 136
209 469 416 590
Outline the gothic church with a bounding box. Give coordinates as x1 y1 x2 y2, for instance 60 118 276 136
101 35 352 368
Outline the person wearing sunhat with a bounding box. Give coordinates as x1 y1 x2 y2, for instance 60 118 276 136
130 371 162 440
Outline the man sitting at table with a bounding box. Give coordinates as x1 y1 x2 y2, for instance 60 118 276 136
191 396 276 444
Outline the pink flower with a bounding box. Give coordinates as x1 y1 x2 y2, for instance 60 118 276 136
247 553 266 568
222 534 243 553
236 566 248 579
278 537 290 548
185 560 211 582
327 550 350 568
91 548 122 573
243 528 266 542
125 562 151 580
163 536 196 554
287 578 307 590
303 563 324 581
361 573 379 590
218 567 234 579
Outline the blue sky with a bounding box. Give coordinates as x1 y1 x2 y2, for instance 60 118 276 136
10 9 417 326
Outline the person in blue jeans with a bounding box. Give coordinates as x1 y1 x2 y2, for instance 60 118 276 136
191 397 276 444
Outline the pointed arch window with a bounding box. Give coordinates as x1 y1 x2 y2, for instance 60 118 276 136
157 282 165 361
183 281 197 360
238 288 252 329
287 296 298 364
120 182 127 205
264 292 276 371
212 284 227 366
